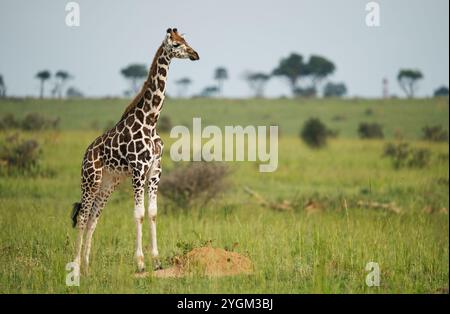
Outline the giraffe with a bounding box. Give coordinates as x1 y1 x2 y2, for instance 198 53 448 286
71 28 199 273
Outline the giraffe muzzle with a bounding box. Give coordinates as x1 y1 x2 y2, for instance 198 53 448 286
189 50 200 61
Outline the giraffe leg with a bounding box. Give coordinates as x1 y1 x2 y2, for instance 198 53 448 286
132 170 146 273
147 158 162 270
73 180 99 269
73 160 102 273
82 172 122 274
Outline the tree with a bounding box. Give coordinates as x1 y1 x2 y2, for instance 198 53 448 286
121 64 148 94
397 69 423 98
175 77 192 98
35 70 51 99
323 82 347 97
214 67 228 96
55 70 72 99
66 86 84 99
244 72 270 97
0 75 6 98
200 86 219 98
434 86 449 97
272 53 305 95
293 86 317 98
306 55 335 91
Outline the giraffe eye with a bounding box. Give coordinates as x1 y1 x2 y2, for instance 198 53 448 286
173 43 180 48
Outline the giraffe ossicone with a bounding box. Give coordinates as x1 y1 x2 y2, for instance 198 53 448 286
71 28 199 274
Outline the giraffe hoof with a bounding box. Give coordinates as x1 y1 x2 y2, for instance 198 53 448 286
136 266 146 273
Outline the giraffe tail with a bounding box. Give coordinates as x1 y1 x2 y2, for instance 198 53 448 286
71 202 82 228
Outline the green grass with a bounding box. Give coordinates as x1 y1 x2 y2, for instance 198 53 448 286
0 98 448 293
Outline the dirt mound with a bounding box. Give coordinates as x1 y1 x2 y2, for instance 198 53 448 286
154 247 253 278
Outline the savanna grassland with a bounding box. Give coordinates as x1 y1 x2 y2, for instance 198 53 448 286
0 97 448 293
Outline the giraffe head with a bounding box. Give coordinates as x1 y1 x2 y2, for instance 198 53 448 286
164 28 200 61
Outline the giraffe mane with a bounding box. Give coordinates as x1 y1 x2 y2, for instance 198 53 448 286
120 45 164 120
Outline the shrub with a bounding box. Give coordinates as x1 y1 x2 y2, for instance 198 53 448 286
159 162 230 209
364 108 374 116
0 114 19 130
0 134 40 172
158 116 172 133
331 114 346 122
300 118 331 148
358 122 384 139
21 113 59 130
383 142 431 169
422 125 448 142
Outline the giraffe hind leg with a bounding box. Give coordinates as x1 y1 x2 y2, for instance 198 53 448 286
82 172 122 273
73 164 103 269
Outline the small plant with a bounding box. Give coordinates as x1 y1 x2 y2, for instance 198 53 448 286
358 122 384 139
422 125 448 142
21 112 59 131
159 162 230 209
300 118 331 148
383 142 431 169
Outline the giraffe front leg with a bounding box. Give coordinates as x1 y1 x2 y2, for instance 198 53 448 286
147 159 162 270
133 173 146 273
148 183 161 270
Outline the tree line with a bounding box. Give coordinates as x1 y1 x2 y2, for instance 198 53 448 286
0 55 448 99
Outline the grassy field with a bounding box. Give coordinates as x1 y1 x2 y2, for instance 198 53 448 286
0 98 448 293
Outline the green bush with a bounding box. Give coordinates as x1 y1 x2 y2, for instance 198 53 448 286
358 122 384 139
383 142 431 169
0 113 20 130
21 113 60 131
300 118 331 148
422 125 448 142
0 134 40 172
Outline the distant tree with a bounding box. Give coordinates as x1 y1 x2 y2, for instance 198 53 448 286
54 70 72 99
35 70 51 99
66 86 84 99
175 77 193 98
244 72 270 97
200 86 219 98
121 64 148 94
306 55 335 91
323 82 347 97
214 67 228 96
0 75 6 98
293 86 317 98
434 86 449 97
397 69 423 98
272 53 305 95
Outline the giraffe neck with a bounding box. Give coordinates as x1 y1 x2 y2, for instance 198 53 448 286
120 44 172 127
141 45 172 128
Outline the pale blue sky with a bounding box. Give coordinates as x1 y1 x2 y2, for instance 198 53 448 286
0 0 448 98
